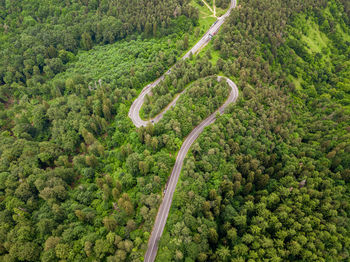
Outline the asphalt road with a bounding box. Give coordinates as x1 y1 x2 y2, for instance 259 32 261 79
142 77 238 262
128 0 237 128
127 1 237 261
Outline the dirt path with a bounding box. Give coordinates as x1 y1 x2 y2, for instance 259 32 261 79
213 0 217 17
201 0 216 17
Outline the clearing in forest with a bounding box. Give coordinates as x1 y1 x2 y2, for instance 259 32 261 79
200 0 216 17
192 0 230 19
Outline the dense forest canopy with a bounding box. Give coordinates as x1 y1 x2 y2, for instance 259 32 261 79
157 0 350 261
0 0 206 260
0 0 349 261
0 0 198 100
0 0 233 259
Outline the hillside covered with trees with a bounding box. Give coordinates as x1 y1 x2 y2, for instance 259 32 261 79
0 0 199 100
0 0 210 260
157 0 350 261
0 0 349 261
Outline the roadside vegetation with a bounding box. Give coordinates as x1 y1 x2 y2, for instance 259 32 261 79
0 0 212 261
157 0 350 261
0 0 199 101
0 7 231 258
0 0 349 261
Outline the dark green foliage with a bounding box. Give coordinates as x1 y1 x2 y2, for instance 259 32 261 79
0 16 232 261
0 0 349 261
0 0 198 99
0 1 203 260
142 58 221 119
157 0 350 261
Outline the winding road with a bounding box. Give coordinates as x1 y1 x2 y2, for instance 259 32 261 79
128 1 237 261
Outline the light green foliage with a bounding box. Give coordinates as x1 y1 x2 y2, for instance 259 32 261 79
50 12 209 91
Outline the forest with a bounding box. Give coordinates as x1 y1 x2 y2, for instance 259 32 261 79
0 0 349 261
0 0 199 100
157 0 350 261
0 0 233 259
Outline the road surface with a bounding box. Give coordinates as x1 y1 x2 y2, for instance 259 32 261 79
128 1 237 261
